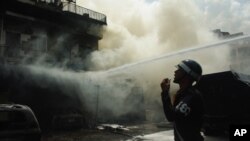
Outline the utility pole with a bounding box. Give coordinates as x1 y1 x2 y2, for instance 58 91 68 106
95 85 100 126
75 0 77 14
0 14 4 56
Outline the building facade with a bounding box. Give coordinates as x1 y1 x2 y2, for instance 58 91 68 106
0 0 106 70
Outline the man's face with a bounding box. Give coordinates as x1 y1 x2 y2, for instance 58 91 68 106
173 67 186 83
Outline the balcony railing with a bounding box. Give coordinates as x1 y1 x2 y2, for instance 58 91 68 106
62 3 106 24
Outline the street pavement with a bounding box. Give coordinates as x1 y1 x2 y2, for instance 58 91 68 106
41 123 229 141
126 130 228 141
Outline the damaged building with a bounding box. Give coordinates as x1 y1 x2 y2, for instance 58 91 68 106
0 0 107 70
0 0 108 131
0 0 146 132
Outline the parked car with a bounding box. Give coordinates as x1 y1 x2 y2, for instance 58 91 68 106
0 104 41 141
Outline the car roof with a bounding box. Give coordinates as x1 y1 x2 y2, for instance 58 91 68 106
0 104 31 111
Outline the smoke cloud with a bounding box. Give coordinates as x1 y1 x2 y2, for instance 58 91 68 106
74 0 250 122
77 0 219 71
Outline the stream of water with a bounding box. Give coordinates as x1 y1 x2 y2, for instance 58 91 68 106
105 34 250 77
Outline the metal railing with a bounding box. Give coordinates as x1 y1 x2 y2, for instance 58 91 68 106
62 2 106 24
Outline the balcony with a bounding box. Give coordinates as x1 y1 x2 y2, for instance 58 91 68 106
62 2 107 24
36 0 107 24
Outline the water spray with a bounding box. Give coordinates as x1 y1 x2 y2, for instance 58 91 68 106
105 34 250 75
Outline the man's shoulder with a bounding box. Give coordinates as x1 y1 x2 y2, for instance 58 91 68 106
186 87 203 101
188 86 202 95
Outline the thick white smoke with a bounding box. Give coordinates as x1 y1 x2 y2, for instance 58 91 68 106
73 0 232 122
78 0 217 71
75 0 249 122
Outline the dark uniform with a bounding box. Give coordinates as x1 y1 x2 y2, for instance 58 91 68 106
161 87 204 141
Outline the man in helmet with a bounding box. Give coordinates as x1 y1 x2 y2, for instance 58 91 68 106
161 59 204 141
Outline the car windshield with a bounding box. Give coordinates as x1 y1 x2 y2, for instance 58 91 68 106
0 111 27 130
